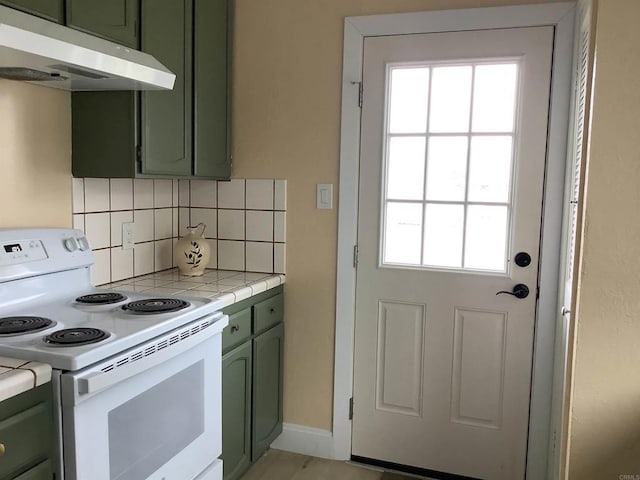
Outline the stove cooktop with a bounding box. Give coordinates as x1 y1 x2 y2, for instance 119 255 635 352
0 288 223 371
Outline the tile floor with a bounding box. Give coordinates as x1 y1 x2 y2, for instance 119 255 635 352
241 450 423 480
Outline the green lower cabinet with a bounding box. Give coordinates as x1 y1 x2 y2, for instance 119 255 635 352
0 0 63 23
222 341 252 480
11 460 52 480
252 322 284 462
0 384 53 480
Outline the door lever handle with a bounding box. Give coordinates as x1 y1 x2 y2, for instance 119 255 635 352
496 284 530 299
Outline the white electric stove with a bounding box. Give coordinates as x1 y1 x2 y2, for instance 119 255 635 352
0 228 228 480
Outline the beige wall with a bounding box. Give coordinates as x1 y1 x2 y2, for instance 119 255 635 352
231 0 563 430
0 81 71 228
567 0 640 477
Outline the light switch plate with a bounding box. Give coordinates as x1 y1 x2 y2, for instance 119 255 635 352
317 184 333 209
122 222 134 250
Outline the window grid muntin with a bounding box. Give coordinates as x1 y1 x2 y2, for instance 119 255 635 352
381 60 520 273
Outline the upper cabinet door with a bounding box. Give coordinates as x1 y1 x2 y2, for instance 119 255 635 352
193 0 231 179
0 0 64 23
66 0 138 48
140 0 192 176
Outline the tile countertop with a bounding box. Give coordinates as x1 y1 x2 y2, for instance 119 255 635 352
108 269 286 309
0 357 52 403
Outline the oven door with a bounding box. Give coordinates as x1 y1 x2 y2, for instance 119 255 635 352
60 314 227 480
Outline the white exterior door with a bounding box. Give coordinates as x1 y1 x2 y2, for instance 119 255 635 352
352 27 554 480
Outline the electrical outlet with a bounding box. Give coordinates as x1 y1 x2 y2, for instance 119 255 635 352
122 222 134 250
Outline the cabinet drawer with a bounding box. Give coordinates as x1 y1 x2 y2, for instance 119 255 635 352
13 459 52 480
253 294 284 335
0 403 51 478
222 308 252 353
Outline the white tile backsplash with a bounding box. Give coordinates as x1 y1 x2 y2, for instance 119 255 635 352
73 214 85 232
84 178 110 212
218 179 245 209
110 210 134 247
72 178 85 213
73 177 286 283
92 249 111 285
134 179 154 209
85 213 110 249
274 211 286 242
134 242 155 276
154 239 173 271
218 209 245 240
246 211 273 242
179 179 190 207
134 209 154 243
110 179 133 211
190 208 217 238
111 247 134 282
246 242 273 273
154 179 173 208
274 179 287 210
274 243 286 274
218 240 245 271
246 179 274 210
190 180 217 208
154 208 173 240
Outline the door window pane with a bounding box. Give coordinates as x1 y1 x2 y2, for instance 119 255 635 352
387 137 426 200
384 203 423 265
381 60 519 273
389 67 430 133
472 64 518 132
464 206 508 271
468 136 513 203
425 136 468 201
429 66 472 133
423 204 464 268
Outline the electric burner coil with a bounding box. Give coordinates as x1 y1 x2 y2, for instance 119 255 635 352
44 328 110 346
76 293 127 305
0 316 54 335
121 298 190 314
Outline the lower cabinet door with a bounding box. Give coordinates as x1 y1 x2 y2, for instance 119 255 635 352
251 323 284 462
12 460 52 480
222 341 252 480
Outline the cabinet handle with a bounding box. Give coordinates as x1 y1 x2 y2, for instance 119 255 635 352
270 308 275 314
0 443 5 455
230 325 239 333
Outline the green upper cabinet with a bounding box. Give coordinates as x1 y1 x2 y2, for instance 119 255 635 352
0 0 63 23
66 0 138 48
193 0 231 179
140 0 192 176
71 0 231 179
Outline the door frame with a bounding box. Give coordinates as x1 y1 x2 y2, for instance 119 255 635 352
333 3 576 478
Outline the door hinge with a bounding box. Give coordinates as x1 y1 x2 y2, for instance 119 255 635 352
351 81 363 108
353 245 359 268
349 397 354 420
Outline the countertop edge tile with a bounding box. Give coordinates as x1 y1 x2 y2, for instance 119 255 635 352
0 369 38 403
105 269 285 310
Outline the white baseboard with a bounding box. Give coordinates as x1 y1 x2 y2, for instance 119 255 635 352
270 423 335 459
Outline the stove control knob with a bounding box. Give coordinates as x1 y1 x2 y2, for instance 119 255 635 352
77 237 90 251
63 237 78 252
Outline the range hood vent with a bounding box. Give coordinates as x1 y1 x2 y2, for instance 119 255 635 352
0 5 175 91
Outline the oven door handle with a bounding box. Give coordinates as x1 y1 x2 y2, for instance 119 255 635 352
74 314 228 397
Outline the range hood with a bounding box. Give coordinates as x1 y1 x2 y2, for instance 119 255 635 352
0 5 175 91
